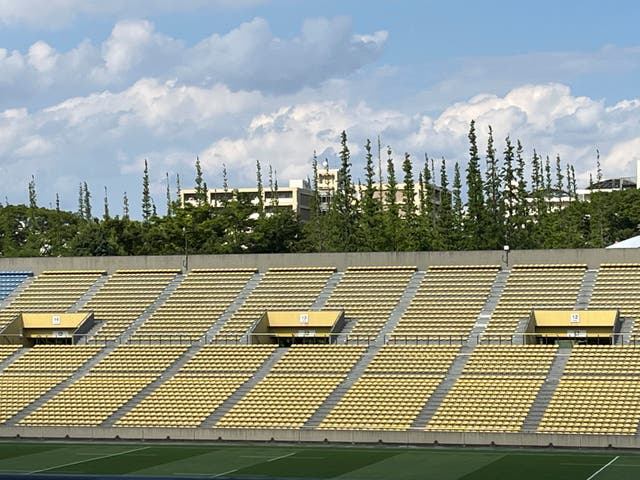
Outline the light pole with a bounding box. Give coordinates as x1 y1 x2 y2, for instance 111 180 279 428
503 245 510 268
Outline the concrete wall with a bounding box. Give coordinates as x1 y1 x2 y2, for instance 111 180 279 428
1 426 639 449
1 248 640 275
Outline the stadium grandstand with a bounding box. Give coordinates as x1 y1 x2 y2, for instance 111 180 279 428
2 248 640 449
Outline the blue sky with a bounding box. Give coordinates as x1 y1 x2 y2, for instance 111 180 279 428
0 0 639 216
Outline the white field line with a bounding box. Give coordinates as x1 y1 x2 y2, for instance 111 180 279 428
267 452 296 462
213 468 239 477
586 455 619 480
29 446 150 474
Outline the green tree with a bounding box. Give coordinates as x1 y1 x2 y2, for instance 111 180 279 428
400 152 418 250
194 157 207 206
382 146 401 251
142 159 152 222
451 162 464 250
256 159 264 215
28 175 37 210
359 139 382 251
464 120 486 250
513 140 530 248
77 183 85 219
483 125 502 249
83 181 92 220
123 191 130 219
435 158 453 250
103 186 110 220
501 136 516 246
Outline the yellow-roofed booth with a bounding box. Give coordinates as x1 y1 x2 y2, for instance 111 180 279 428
526 309 621 345
248 310 345 346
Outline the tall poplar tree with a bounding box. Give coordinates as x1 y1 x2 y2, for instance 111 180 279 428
359 139 381 251
83 181 92 220
501 136 516 246
400 152 418 250
103 186 110 220
513 140 530 248
483 125 502 249
194 157 207 206
383 146 401 251
256 159 264 215
451 162 464 249
28 175 37 210
464 120 485 250
435 158 453 250
142 159 152 222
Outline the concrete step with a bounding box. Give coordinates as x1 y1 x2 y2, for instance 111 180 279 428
67 274 109 313
101 344 202 427
468 270 510 345
5 344 115 426
574 269 598 310
200 346 289 427
377 271 425 344
205 273 264 342
304 345 380 428
310 272 344 310
411 348 473 429
521 346 572 432
119 273 185 343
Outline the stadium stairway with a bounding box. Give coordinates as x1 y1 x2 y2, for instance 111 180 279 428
574 269 598 310
310 272 344 310
410 346 471 429
203 272 264 341
303 345 380 429
67 274 109 313
121 273 185 343
0 276 33 310
618 318 634 345
467 269 510 345
4 344 115 426
101 344 202 427
375 271 425 344
521 346 572 432
199 346 289 427
0 347 28 372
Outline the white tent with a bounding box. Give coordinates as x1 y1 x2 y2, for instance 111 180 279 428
607 235 640 249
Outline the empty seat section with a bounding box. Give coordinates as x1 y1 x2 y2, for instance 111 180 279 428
131 269 256 342
426 345 557 432
538 345 640 435
19 344 186 426
0 345 20 363
216 267 335 340
0 344 102 424
0 271 32 302
589 264 640 337
319 345 458 430
324 266 415 338
82 269 179 341
484 264 585 336
215 345 365 429
391 265 498 340
116 345 276 427
0 270 104 331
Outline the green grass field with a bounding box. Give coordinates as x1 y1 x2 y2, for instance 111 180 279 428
0 441 638 479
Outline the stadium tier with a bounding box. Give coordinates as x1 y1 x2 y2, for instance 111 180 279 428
318 345 458 430
0 345 102 424
539 345 640 435
324 266 416 338
426 345 557 432
390 265 498 340
81 269 180 340
215 345 365 428
2 261 640 445
588 263 640 337
215 267 335 340
116 345 276 427
484 264 586 337
0 270 104 331
130 268 257 342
